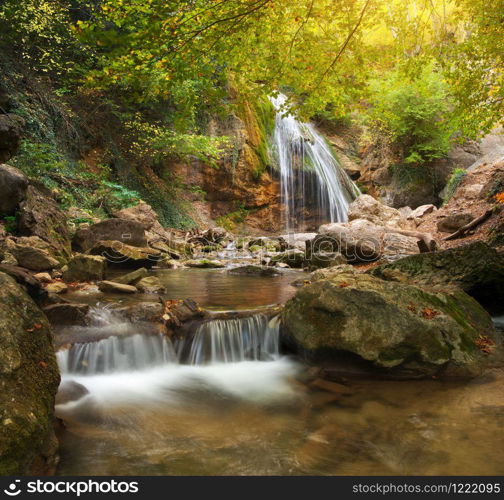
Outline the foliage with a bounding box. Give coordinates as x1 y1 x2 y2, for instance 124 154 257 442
11 140 140 216
365 65 454 168
216 204 249 232
495 193 504 205
2 216 18 234
124 116 230 167
442 168 467 204
0 0 89 79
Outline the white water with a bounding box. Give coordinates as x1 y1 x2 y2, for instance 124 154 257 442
270 93 359 232
57 310 299 406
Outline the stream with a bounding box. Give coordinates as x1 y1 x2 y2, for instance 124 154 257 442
54 268 504 476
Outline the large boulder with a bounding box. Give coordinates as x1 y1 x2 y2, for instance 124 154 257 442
72 218 147 253
436 212 474 233
0 164 29 216
0 114 24 162
370 242 504 312
310 219 419 263
269 249 306 268
348 194 410 229
43 303 90 326
282 270 497 378
88 240 161 268
17 186 72 261
62 254 107 282
0 272 60 474
10 246 59 272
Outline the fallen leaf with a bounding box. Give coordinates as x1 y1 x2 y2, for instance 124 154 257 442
339 282 349 288
421 307 439 319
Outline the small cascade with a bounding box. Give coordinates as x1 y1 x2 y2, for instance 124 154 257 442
270 93 359 232
56 305 282 377
57 334 178 375
181 314 280 365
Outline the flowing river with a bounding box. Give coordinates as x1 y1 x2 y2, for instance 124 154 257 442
55 269 504 476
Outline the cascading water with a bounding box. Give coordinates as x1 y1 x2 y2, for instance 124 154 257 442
270 93 359 232
184 315 280 365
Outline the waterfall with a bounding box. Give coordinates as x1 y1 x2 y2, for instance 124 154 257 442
56 305 282 375
184 315 280 365
270 93 359 232
57 334 178 375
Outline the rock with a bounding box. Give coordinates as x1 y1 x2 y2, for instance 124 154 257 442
135 276 166 294
247 236 287 252
62 254 107 282
115 302 164 323
312 219 419 263
0 164 29 216
269 249 305 268
370 241 504 311
228 265 282 277
437 213 474 233
98 280 138 294
280 233 317 252
113 267 149 285
282 270 496 378
0 263 47 301
43 303 90 326
88 240 161 268
17 186 72 260
72 218 148 252
275 262 290 269
408 204 437 219
348 194 409 229
66 206 98 222
113 202 159 231
56 380 89 405
45 282 68 294
310 264 357 283
308 251 347 270
163 298 206 331
10 244 60 271
34 272 52 283
0 272 60 475
0 114 24 162
202 227 229 244
185 259 225 269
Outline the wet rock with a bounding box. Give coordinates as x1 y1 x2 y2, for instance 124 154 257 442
56 380 89 405
62 254 107 282
309 264 356 283
308 251 347 270
45 282 68 295
98 280 138 294
248 236 286 252
282 270 497 378
164 298 206 331
113 267 149 285
10 244 60 271
17 186 72 261
0 114 24 162
185 259 225 269
88 240 161 268
135 276 166 294
437 212 474 233
309 378 353 395
73 218 147 252
43 303 90 326
0 272 60 474
269 249 305 268
0 164 29 216
228 265 282 277
370 241 504 311
280 233 317 252
348 194 410 229
115 302 164 323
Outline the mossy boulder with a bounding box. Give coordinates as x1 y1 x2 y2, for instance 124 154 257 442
0 272 60 475
62 254 107 282
17 186 72 261
0 164 28 216
88 240 161 268
282 270 497 378
228 265 282 277
185 259 225 269
370 242 504 312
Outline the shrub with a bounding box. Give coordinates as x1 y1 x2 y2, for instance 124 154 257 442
366 65 455 172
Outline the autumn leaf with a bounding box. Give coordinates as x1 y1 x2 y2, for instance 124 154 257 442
475 335 495 355
38 361 48 369
421 307 439 319
407 302 417 314
339 282 349 288
494 192 504 204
